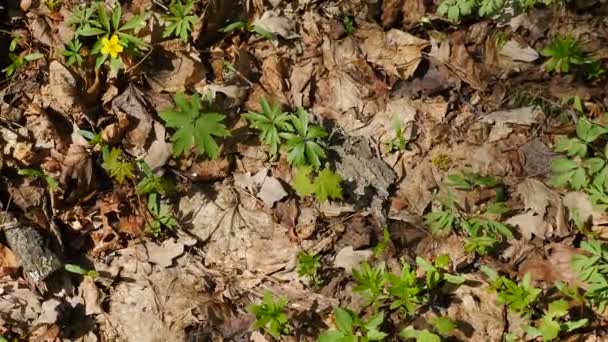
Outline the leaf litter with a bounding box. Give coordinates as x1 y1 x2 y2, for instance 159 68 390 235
1 0 608 341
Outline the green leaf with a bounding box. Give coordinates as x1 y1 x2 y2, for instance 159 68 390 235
221 21 248 33
160 93 230 158
119 14 148 32
24 52 44 61
577 117 608 143
243 96 293 159
313 168 343 203
317 330 345 342
334 307 353 334
430 316 456 336
97 2 111 32
293 166 316 197
101 147 134 184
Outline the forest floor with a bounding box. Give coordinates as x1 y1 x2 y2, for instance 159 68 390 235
1 0 608 341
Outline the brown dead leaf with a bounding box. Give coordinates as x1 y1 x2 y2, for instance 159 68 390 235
334 247 373 274
430 32 487 90
563 192 608 237
101 113 130 144
42 61 81 115
112 85 153 155
118 215 145 237
145 49 206 93
506 178 568 240
9 180 43 212
480 107 544 142
253 10 299 40
260 55 289 105
0 245 20 277
80 277 103 316
357 26 428 80
190 156 232 181
59 144 94 201
146 239 186 268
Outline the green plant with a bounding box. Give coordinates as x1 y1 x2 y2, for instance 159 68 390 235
437 0 505 21
248 290 290 338
79 129 104 146
352 262 388 307
318 307 388 342
45 0 61 11
221 21 274 40
400 317 456 341
64 264 98 278
242 97 293 159
163 0 198 42
136 162 174 195
342 15 356 34
160 92 231 159
384 115 408 153
293 166 343 203
373 227 391 257
551 117 608 192
524 299 588 341
445 171 502 191
416 255 465 290
67 2 148 73
423 194 458 236
2 52 44 77
17 168 58 190
63 39 84 66
280 107 328 168
462 202 513 245
541 36 592 74
297 251 322 287
386 261 426 316
101 146 134 184
146 193 178 237
571 239 608 312
464 235 499 255
482 267 541 316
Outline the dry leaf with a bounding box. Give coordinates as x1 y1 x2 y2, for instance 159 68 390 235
480 107 543 142
334 247 373 274
146 240 185 268
253 10 299 39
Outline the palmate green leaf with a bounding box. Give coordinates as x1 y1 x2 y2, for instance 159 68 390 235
163 0 198 41
280 107 328 168
478 0 504 17
293 166 316 197
576 117 608 143
554 137 587 157
243 96 293 158
160 92 230 159
101 147 134 184
430 317 456 336
314 168 343 203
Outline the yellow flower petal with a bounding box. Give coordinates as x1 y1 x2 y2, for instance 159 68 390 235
110 34 119 44
101 45 110 55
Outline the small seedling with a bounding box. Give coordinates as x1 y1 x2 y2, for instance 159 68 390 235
136 162 174 195
2 52 44 77
243 97 293 159
464 235 499 255
352 262 388 307
279 107 328 168
160 92 231 159
384 115 408 153
221 21 274 40
342 15 356 34
386 261 426 316
45 0 61 11
445 171 502 191
162 0 198 42
463 202 513 240
437 0 504 21
482 267 541 316
293 166 343 203
423 193 458 236
101 146 134 184
318 307 388 342
416 255 465 290
146 193 178 237
571 239 608 312
373 227 391 257
248 290 290 338
65 264 98 278
18 168 58 190
79 129 104 146
400 317 456 341
541 36 592 74
524 299 588 341
63 39 83 66
296 251 322 287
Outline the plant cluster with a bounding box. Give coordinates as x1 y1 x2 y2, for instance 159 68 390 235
351 256 464 313
542 36 605 79
423 180 512 256
400 317 456 342
221 21 275 40
65 2 149 75
318 308 388 341
244 98 328 168
437 0 561 21
296 251 323 288
571 239 608 312
551 115 608 209
482 267 541 316
523 299 588 341
248 290 290 338
162 0 198 41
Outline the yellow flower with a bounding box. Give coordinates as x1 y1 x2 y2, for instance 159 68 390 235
100 35 123 59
